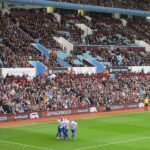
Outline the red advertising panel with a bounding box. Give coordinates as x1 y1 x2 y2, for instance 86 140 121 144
0 103 139 122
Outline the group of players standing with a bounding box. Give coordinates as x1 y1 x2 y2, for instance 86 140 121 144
56 117 78 140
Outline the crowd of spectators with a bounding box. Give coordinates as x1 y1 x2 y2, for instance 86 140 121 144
127 19 150 44
0 74 150 114
57 10 150 46
0 13 40 57
1 8 150 68
73 46 150 66
57 0 150 11
56 9 91 45
1 7 150 116
39 50 61 68
0 44 32 67
0 11 62 68
64 56 84 67
11 9 86 45
93 47 150 66
10 10 61 50
0 12 37 67
86 16 132 45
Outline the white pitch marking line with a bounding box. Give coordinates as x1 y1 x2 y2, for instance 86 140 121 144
0 139 53 150
76 136 150 150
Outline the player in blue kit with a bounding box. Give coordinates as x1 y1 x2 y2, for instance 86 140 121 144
56 117 61 139
64 118 70 140
58 118 65 139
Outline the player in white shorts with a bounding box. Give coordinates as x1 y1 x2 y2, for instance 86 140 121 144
70 120 78 140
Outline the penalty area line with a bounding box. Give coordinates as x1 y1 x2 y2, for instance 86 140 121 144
0 139 53 150
76 136 150 150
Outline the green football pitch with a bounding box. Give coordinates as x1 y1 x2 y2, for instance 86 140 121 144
0 111 150 150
